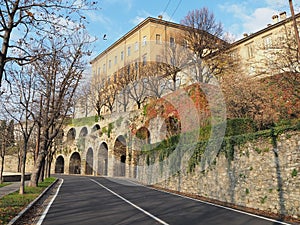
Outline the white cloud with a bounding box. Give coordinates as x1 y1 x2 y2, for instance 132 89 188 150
130 11 174 26
219 2 285 39
86 10 112 25
130 10 152 25
243 7 275 33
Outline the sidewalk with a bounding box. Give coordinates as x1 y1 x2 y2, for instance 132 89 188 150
0 182 23 198
0 172 30 198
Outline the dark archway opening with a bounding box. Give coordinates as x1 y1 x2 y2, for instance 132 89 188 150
67 128 76 142
69 152 81 174
98 142 108 176
92 124 100 132
86 148 94 175
79 127 88 137
114 135 126 177
55 156 64 173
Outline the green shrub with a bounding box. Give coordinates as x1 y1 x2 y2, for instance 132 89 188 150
225 118 257 136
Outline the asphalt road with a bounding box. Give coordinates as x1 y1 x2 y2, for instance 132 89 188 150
39 175 292 225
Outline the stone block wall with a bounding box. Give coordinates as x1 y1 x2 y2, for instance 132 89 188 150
137 130 300 219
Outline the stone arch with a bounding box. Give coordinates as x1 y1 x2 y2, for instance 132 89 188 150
55 155 64 173
92 124 100 133
114 135 127 177
69 152 81 174
85 147 94 175
79 127 88 137
136 127 150 144
98 142 108 176
165 116 181 138
67 128 76 141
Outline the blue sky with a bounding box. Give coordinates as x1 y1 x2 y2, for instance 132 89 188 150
85 0 299 61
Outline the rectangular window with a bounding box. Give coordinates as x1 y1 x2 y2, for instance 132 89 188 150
142 36 147 46
108 60 111 69
182 40 188 48
246 44 254 59
135 42 139 51
263 35 272 49
170 37 175 47
142 54 147 66
170 57 175 65
114 56 117 64
156 34 161 44
156 55 161 62
98 67 101 75
127 46 131 56
103 64 106 73
121 51 124 60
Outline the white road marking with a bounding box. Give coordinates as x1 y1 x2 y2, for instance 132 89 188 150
90 179 169 225
144 185 292 225
37 179 64 225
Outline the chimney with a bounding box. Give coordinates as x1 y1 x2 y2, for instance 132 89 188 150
243 33 248 37
272 14 279 23
279 11 287 20
158 15 163 20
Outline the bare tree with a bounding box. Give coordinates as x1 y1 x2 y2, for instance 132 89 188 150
180 7 229 83
221 72 279 129
1 65 38 194
159 35 190 91
0 0 97 88
100 80 119 113
29 31 92 187
254 22 300 100
89 76 106 117
144 63 168 99
74 80 93 118
116 65 135 112
0 120 7 184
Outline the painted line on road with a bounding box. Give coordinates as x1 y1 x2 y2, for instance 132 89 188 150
90 179 169 225
142 185 292 225
36 179 64 225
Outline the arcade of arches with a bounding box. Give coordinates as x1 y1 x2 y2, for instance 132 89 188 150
52 114 179 178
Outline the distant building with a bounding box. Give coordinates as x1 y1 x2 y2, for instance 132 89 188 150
89 12 300 117
230 11 300 77
90 16 191 83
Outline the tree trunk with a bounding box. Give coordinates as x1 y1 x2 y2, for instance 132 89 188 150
0 156 4 184
0 140 5 184
19 143 27 195
29 152 45 187
39 157 45 182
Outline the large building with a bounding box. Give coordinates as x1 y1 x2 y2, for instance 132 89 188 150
90 16 192 83
230 11 300 77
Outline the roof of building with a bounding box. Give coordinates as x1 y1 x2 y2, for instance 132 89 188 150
230 12 300 48
91 12 300 65
90 17 192 64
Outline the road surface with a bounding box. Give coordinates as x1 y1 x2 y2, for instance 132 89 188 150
39 175 292 225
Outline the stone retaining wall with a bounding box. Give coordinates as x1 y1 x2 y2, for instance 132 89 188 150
137 130 300 219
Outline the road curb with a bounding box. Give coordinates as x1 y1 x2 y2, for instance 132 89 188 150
8 178 59 225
